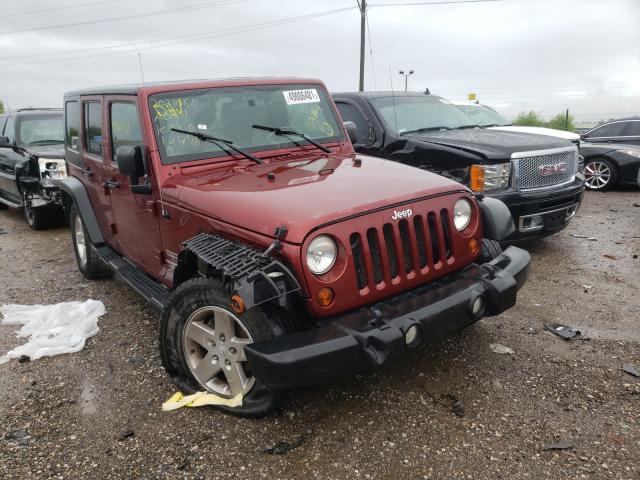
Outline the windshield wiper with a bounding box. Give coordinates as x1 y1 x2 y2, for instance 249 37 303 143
171 128 262 164
27 139 64 145
252 124 330 153
400 126 452 135
455 125 480 130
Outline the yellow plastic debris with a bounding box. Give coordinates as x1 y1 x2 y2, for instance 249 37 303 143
162 391 243 411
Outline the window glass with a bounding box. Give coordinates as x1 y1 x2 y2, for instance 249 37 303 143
65 101 81 151
586 122 626 138
456 105 509 127
4 116 15 143
149 84 343 164
625 121 640 136
336 102 370 143
111 103 143 160
370 96 475 136
84 102 103 156
18 115 64 146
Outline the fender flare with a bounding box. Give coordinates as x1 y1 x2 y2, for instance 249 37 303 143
478 196 515 242
59 176 104 244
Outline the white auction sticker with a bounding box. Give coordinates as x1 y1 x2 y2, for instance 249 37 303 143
283 89 321 105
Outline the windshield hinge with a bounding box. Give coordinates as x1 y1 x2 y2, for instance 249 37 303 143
264 226 288 257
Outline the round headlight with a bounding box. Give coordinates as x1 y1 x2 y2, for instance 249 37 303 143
453 198 472 231
306 235 337 275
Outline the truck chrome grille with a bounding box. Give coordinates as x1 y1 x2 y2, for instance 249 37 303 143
513 147 577 191
348 210 453 292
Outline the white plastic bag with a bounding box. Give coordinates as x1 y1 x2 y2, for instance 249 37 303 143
0 300 106 363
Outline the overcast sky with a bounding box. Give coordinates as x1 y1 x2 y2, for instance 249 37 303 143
1 0 638 123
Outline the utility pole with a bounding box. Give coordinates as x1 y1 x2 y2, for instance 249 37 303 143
359 0 366 92
399 70 414 92
564 108 569 130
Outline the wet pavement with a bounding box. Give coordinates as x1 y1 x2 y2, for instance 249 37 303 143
1 189 639 479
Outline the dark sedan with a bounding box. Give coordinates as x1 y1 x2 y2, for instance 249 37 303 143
580 141 640 190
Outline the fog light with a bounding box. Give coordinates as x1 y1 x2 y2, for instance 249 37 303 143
317 287 335 307
468 238 479 255
405 325 420 346
472 296 484 316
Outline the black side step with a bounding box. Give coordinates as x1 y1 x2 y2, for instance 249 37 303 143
0 192 22 208
96 246 169 311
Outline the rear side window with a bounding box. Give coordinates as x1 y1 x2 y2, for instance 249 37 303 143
336 102 370 143
625 121 640 136
587 122 626 138
110 103 143 161
65 101 80 151
84 102 103 157
4 116 15 143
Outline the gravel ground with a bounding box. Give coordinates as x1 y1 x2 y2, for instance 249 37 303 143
1 189 639 480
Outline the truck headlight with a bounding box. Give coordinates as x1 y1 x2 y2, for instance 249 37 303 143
470 163 511 192
306 235 337 275
38 158 67 180
453 198 472 231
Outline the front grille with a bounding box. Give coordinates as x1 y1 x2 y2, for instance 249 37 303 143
514 148 577 191
348 210 453 291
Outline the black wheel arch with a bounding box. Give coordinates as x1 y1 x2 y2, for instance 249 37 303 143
59 176 104 244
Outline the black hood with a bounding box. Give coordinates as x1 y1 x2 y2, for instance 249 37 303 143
406 128 572 161
21 143 65 159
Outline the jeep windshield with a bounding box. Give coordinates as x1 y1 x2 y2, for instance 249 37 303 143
149 84 344 164
18 115 64 146
455 104 510 127
369 95 477 136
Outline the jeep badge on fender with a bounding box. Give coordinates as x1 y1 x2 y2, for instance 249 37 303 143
60 78 530 418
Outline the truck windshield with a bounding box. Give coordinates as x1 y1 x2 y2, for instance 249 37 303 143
149 84 344 164
18 115 64 146
455 104 510 127
369 96 476 135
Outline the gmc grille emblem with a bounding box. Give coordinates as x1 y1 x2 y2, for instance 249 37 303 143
539 162 567 176
391 208 412 220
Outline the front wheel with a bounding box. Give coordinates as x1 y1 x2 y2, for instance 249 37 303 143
23 191 58 230
160 277 289 418
584 158 617 191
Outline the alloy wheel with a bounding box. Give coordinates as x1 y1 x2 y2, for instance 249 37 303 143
584 161 612 190
74 214 87 267
182 306 255 398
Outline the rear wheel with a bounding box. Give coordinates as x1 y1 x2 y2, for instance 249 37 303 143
478 238 503 264
69 203 111 279
584 158 617 191
161 277 289 418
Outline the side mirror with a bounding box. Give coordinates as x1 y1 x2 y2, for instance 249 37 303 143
344 121 358 145
116 145 151 195
0 136 12 148
116 145 145 177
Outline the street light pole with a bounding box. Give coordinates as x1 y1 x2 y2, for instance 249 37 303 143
399 70 414 92
359 0 366 92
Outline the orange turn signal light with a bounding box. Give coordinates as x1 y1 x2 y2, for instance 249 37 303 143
317 287 335 307
230 294 246 314
468 238 480 255
469 165 485 192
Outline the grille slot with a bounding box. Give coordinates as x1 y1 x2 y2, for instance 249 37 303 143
383 223 399 278
515 149 577 190
350 233 367 290
398 219 414 274
413 216 428 269
427 212 441 264
440 209 452 259
367 228 384 284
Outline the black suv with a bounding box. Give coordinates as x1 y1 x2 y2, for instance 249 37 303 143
0 108 66 229
581 117 640 146
333 92 586 243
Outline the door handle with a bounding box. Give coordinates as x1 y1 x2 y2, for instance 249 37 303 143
81 168 93 177
103 179 121 190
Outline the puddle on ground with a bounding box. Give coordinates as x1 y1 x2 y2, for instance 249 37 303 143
80 381 98 415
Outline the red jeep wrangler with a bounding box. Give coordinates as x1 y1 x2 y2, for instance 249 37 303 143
60 79 530 417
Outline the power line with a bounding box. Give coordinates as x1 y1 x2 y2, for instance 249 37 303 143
0 7 358 68
0 0 252 36
369 0 503 6
3 0 122 18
